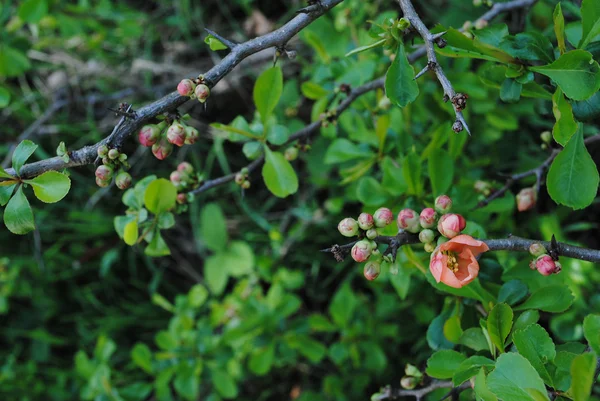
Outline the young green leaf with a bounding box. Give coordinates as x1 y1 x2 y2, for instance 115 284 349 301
579 0 600 50
18 0 48 24
0 183 16 206
499 32 554 63
12 140 38 176
25 171 71 203
497 280 528 306
262 147 298 198
487 353 550 401
530 50 600 101
249 344 275 376
385 42 419 107
345 38 386 57
569 352 596 401
500 78 522 103
123 219 139 246
553 3 566 55
582 314 600 355
514 285 574 313
428 148 454 196
144 178 177 214
211 369 238 399
204 255 229 295
403 151 423 196
300 82 329 100
547 125 599 209
512 324 556 386
551 88 577 146
200 203 228 252
426 350 467 379
4 185 35 235
356 176 389 206
474 368 498 401
452 356 495 386
253 66 283 123
487 303 513 353
174 363 200 401
204 34 227 51
145 230 170 257
131 343 153 374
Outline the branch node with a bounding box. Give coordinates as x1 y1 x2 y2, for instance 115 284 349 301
451 93 468 112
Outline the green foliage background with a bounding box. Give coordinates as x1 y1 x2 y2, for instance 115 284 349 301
1 0 600 400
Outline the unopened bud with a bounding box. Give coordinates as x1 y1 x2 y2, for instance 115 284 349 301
284 146 299 161
177 193 187 204
115 172 132 190
366 228 378 240
529 243 546 257
516 187 537 212
400 376 418 390
102 157 111 166
152 138 173 160
462 21 473 31
373 207 393 228
177 79 196 97
397 209 420 233
419 229 435 244
419 208 437 228
167 123 187 147
241 180 251 189
424 242 436 253
95 177 110 188
338 218 359 237
363 261 381 281
437 213 466 238
119 153 128 162
474 19 488 30
95 165 114 181
170 171 182 186
234 173 245 185
138 125 161 147
434 195 453 214
541 131 552 144
108 148 120 160
184 126 199 145
357 213 374 230
351 239 372 263
535 254 560 276
195 84 210 103
177 162 194 175
97 145 109 157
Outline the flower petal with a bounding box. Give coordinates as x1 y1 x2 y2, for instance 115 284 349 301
455 248 479 286
440 267 464 288
429 252 445 283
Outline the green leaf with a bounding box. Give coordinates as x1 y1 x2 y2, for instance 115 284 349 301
389 264 411 300
403 151 423 196
583 314 600 355
572 91 600 122
385 42 419 107
553 4 566 54
356 176 388 206
205 255 228 295
498 280 528 306
24 171 71 203
204 34 227 51
174 364 200 401
428 148 454 196
254 66 283 123
124 219 139 246
579 0 600 49
212 369 238 399
547 125 599 210
0 166 13 179
144 178 177 214
3 185 35 235
381 157 407 196
459 328 490 352
514 285 574 313
157 212 175 229
0 86 10 107
552 88 577 146
569 352 596 401
345 38 386 57
510 310 541 344
18 0 48 23
324 138 372 164
145 231 170 257
200 203 228 252
513 324 556 386
328 283 357 327
0 184 16 206
0 45 31 77
487 303 513 353
301 82 329 100
266 124 289 145
500 32 554 63
443 316 463 343
262 147 298 198
249 343 275 376
500 78 522 103
187 284 208 308
287 335 327 363
131 343 153 374
12 140 38 175
452 356 495 386
530 50 600 101
225 241 255 276
487 353 550 401
474 368 498 401
426 350 467 379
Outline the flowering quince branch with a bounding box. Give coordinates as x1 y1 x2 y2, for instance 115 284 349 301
397 0 470 134
203 28 238 50
372 381 470 401
474 133 600 210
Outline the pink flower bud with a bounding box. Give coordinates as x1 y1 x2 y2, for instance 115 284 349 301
373 207 393 228
357 213 374 230
152 138 173 160
366 228 378 240
434 195 453 214
517 187 537 212
529 243 546 257
95 165 114 181
535 254 560 276
351 240 372 262
419 208 437 228
170 171 183 186
437 213 466 238
177 162 194 175
363 261 381 281
184 126 199 145
138 125 161 147
95 177 110 188
338 218 359 237
167 123 187 147
177 193 187 204
419 229 435 244
177 79 196 97
397 208 420 233
195 84 210 103
400 376 418 390
115 172 132 190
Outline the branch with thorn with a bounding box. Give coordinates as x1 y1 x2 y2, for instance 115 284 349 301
373 381 470 401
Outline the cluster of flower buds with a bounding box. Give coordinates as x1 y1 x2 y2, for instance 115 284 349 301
474 180 492 197
400 364 423 390
169 162 204 204
177 75 210 104
138 118 199 160
528 243 562 276
516 187 537 212
234 167 251 190
95 145 132 190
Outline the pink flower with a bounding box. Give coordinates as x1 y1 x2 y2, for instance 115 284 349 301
419 208 437 228
397 208 420 233
437 213 466 238
517 187 537 212
138 125 160 147
166 123 187 147
363 261 381 281
351 240 372 262
338 218 359 237
535 255 561 276
357 213 374 230
177 79 196 97
95 165 113 181
195 84 210 103
434 195 452 214
373 208 393 228
429 235 489 288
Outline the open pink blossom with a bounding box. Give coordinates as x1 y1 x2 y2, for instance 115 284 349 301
429 235 489 288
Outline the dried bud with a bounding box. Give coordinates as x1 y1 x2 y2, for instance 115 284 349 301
373 207 393 228
434 195 453 214
184 126 200 145
363 261 381 281
535 254 560 276
338 218 359 237
437 213 466 238
195 83 210 103
177 162 194 175
167 123 187 147
419 208 437 229
152 138 173 160
357 213 374 230
517 187 537 212
108 148 120 160
529 243 547 257
177 193 187 204
177 79 196 97
97 145 109 157
366 228 378 240
115 172 132 190
419 229 435 244
95 165 114 181
95 177 110 188
284 147 299 161
397 209 420 233
351 240 372 263
400 376 418 390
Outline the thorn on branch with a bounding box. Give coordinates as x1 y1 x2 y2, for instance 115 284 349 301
108 103 137 120
204 28 238 50
297 0 324 14
414 61 436 80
